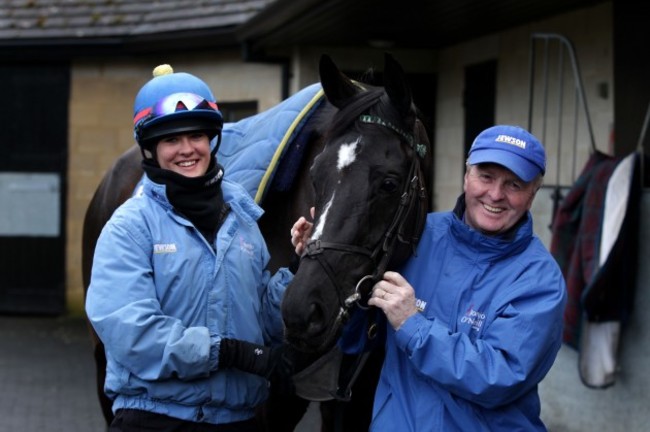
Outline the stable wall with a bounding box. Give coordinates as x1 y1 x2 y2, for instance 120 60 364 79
433 2 613 213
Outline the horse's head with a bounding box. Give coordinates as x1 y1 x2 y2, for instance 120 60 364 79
282 54 431 353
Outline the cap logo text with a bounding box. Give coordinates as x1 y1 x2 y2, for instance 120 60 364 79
495 134 526 149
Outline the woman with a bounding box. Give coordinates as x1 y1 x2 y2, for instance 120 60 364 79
86 65 295 431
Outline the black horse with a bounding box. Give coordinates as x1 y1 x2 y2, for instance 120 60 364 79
81 53 431 431
280 55 431 428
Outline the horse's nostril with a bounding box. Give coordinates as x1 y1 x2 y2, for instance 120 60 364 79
306 302 325 335
308 302 321 318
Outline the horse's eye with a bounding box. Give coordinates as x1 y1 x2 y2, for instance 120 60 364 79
381 178 399 193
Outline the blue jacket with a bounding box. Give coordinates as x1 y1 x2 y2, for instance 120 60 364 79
85 175 292 424
371 199 567 431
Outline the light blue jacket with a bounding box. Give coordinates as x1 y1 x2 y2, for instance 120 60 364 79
85 175 292 424
370 202 567 431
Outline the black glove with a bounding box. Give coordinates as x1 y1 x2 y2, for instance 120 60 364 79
219 338 291 380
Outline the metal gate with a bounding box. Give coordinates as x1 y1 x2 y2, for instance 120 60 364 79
0 63 69 314
527 33 598 246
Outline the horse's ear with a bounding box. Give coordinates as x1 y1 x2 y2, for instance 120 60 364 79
319 54 360 109
383 53 413 117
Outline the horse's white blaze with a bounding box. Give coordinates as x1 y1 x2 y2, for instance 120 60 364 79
312 194 334 240
336 138 360 171
314 138 359 239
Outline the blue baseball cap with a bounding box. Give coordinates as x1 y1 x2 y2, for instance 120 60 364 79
468 125 546 182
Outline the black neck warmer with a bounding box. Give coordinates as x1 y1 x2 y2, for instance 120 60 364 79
142 156 229 243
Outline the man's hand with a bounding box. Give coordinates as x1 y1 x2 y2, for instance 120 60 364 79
368 271 418 330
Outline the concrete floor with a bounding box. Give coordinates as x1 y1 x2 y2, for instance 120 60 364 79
0 314 320 432
0 315 106 432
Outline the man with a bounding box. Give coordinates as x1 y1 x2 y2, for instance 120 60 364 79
368 125 567 431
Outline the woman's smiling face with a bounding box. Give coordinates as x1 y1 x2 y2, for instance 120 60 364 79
156 132 211 177
463 163 539 236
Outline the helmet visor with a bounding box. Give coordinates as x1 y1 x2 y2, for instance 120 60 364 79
134 92 219 126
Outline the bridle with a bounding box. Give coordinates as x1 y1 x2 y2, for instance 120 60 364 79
299 114 429 355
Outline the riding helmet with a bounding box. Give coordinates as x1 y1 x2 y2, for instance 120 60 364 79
133 64 223 155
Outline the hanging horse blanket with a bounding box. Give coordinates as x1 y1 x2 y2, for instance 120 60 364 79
550 150 641 388
218 83 324 204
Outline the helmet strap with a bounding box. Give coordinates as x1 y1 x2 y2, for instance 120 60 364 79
140 142 158 164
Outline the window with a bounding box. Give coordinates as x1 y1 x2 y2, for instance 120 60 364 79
218 101 258 122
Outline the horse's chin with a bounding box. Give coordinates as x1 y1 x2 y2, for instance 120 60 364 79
286 338 323 355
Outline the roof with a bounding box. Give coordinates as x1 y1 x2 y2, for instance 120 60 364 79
0 0 275 58
238 0 607 53
0 0 607 60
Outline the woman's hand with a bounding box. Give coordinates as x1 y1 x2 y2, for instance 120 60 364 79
290 207 315 256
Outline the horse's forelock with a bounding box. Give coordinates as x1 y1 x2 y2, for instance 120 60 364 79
326 88 383 141
326 87 416 149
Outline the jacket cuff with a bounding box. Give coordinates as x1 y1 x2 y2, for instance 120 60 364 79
395 312 426 353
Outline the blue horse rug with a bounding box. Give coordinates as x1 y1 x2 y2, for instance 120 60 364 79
218 83 324 205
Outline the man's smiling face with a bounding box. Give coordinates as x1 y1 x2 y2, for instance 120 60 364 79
463 163 538 236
